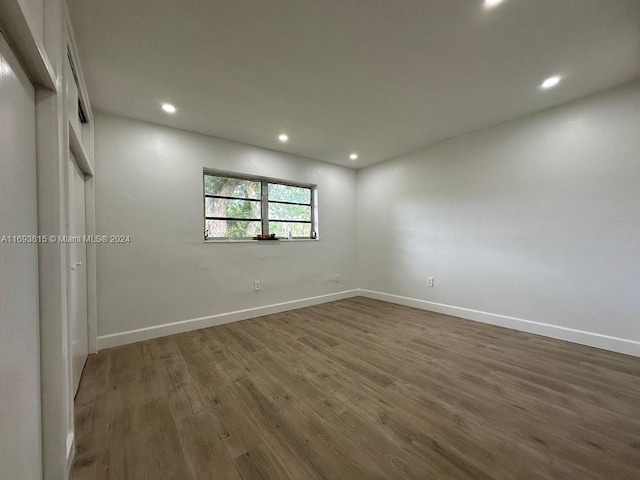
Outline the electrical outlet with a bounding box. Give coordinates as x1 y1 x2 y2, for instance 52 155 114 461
335 274 341 283
427 277 434 287
254 280 261 291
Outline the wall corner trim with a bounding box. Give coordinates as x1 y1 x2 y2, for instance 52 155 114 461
357 289 640 358
65 432 75 478
97 290 359 350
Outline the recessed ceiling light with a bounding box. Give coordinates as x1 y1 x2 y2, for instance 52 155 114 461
350 153 358 161
484 0 505 8
541 76 561 89
161 103 176 113
278 134 288 143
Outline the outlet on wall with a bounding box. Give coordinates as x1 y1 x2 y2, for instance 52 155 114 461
254 280 261 291
427 277 434 287
335 274 341 283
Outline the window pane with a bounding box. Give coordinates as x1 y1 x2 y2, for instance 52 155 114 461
205 175 261 199
268 203 311 221
206 198 261 219
269 222 312 238
268 183 311 204
206 220 261 238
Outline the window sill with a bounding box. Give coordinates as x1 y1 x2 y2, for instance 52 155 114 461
204 238 319 244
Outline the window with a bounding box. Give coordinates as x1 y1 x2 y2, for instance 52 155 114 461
204 172 316 240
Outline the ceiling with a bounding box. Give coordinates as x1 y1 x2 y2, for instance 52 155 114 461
68 0 640 168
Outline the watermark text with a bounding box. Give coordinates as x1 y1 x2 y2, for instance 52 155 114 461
1 235 131 244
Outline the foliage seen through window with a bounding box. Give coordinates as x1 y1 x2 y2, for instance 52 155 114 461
204 173 315 240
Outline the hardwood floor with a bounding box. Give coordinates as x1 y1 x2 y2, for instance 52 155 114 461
71 297 640 480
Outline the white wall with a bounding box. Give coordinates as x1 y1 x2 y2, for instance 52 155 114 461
358 82 640 355
94 112 358 345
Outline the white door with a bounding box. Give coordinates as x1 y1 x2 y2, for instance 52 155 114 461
0 33 43 479
68 152 89 395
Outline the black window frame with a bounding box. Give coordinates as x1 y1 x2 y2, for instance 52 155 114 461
204 171 317 241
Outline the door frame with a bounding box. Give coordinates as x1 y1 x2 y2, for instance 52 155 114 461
59 7 97 474
2 1 96 477
0 28 43 480
65 11 97 356
65 149 90 397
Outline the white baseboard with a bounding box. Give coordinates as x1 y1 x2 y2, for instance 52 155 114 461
97 290 359 350
96 287 640 357
358 289 640 357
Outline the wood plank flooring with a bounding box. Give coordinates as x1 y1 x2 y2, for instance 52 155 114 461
71 297 640 479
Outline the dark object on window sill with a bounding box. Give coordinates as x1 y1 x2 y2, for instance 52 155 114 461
253 236 279 241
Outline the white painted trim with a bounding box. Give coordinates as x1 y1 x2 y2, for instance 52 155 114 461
97 290 359 350
85 175 98 355
64 2 93 122
65 432 75 478
97 287 640 356
68 120 93 176
66 432 74 459
204 238 319 244
0 0 57 90
64 6 97 358
358 290 640 358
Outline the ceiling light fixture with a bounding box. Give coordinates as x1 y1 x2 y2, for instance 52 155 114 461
161 103 176 113
484 0 505 8
350 153 358 161
541 76 561 89
278 134 288 143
